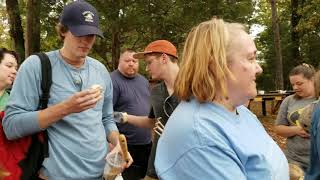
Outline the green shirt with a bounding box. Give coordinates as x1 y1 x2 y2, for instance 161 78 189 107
0 90 9 111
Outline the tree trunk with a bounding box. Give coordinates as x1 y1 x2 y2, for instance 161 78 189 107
112 29 120 70
111 0 121 70
25 0 41 58
5 0 25 62
270 0 284 90
290 0 302 65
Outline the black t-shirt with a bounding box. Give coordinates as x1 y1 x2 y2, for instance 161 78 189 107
147 81 180 178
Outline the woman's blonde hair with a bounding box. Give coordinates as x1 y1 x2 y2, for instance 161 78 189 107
174 17 247 102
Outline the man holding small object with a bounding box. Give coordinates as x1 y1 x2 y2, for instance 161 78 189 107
3 1 132 179
111 49 152 180
115 40 180 180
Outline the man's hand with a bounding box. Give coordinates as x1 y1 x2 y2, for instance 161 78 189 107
153 117 165 136
63 88 102 114
107 132 133 169
108 142 133 168
38 87 103 129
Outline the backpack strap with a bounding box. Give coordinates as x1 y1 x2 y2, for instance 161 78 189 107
35 52 52 158
18 53 52 180
36 53 52 110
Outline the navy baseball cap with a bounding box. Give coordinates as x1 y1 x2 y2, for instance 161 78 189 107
60 0 104 38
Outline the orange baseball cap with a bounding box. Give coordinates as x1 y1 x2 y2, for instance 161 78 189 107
133 40 178 59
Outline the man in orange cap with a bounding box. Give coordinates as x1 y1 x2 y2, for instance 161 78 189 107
116 40 180 179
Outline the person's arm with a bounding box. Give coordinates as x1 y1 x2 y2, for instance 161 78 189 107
113 112 154 128
107 131 120 146
274 96 294 137
274 96 310 138
126 114 155 128
115 112 162 135
38 88 102 129
113 102 156 128
113 108 156 129
102 72 118 138
126 106 156 128
3 55 104 140
274 125 310 138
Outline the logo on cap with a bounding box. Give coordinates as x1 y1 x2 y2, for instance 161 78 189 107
82 11 94 23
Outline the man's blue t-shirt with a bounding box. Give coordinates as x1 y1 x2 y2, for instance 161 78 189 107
3 50 117 180
111 70 151 145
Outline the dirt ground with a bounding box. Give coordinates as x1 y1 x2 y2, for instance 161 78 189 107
249 101 286 149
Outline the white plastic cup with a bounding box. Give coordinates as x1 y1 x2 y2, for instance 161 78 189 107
103 152 125 178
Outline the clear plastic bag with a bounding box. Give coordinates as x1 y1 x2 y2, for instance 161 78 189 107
103 152 125 179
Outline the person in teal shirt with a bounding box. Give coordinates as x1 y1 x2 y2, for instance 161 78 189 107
0 48 18 111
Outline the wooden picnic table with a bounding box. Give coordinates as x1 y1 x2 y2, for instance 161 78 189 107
248 92 294 116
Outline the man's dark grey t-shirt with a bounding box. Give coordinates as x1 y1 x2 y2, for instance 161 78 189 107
147 81 180 178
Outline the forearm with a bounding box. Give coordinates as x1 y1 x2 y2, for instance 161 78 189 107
127 114 155 128
38 87 106 129
4 102 68 139
38 101 70 129
274 125 300 138
107 131 120 146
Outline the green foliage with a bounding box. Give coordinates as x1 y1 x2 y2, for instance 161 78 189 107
296 0 320 34
87 0 255 72
254 0 320 91
5 0 318 88
40 1 67 51
2 0 319 94
0 6 12 49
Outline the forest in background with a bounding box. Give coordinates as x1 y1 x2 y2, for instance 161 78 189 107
0 0 319 91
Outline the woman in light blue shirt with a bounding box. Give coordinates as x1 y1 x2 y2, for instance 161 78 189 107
155 17 289 180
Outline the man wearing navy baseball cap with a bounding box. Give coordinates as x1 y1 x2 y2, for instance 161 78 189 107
3 1 132 179
59 0 104 38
